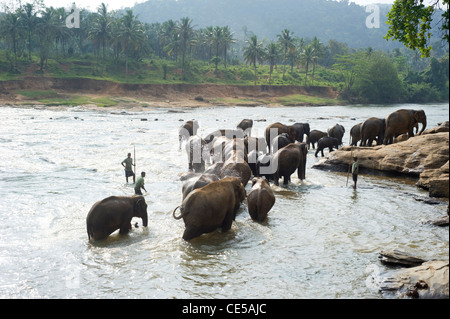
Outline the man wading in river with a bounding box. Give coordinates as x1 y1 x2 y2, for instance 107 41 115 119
135 172 147 195
121 153 135 183
352 157 359 189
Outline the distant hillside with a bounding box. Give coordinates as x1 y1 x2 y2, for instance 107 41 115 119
131 0 403 50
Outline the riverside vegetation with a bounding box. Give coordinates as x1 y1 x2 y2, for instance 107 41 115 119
0 1 448 105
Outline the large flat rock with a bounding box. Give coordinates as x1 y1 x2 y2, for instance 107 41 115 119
312 130 449 198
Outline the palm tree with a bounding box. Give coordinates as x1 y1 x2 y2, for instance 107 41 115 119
36 7 58 71
199 26 214 61
118 10 145 77
277 29 294 79
176 17 194 80
21 2 37 61
212 26 224 73
159 19 178 60
301 44 317 86
266 42 280 85
0 11 22 68
310 36 324 81
88 3 111 73
222 26 235 68
244 35 266 85
53 7 72 58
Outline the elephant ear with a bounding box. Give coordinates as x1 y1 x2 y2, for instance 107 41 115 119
134 198 146 213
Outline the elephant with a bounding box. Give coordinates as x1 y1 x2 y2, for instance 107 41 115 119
360 117 385 146
349 123 362 146
204 129 245 144
173 177 246 241
220 158 252 187
256 153 274 181
185 135 207 172
272 142 308 186
327 124 345 146
244 136 267 155
247 150 263 177
315 136 339 157
204 162 224 176
306 129 327 149
182 173 220 199
271 133 292 153
86 195 148 241
265 122 296 153
237 119 253 136
384 109 427 145
247 177 276 222
178 120 199 149
292 123 311 143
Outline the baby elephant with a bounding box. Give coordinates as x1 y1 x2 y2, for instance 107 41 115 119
86 195 148 241
247 177 276 222
315 136 340 157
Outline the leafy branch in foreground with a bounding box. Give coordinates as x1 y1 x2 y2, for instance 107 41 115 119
385 0 449 57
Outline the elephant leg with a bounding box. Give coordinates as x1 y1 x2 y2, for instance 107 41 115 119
321 149 325 157
221 210 235 232
283 175 289 185
274 176 280 186
92 230 109 241
119 223 131 235
314 148 319 157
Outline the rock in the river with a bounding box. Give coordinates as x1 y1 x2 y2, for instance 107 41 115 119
379 250 427 267
312 125 449 198
379 260 449 299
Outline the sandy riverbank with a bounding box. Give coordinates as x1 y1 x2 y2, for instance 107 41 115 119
0 77 341 109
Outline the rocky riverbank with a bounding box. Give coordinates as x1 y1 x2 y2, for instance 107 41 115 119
312 122 449 199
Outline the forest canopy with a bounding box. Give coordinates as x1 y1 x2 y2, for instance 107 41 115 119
0 0 448 104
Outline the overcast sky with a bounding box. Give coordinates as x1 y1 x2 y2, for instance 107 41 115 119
14 0 396 12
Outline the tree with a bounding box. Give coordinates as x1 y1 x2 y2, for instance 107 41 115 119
244 35 266 85
277 29 294 79
266 41 280 85
310 36 324 81
353 51 403 103
0 11 22 69
300 44 317 85
21 2 38 61
89 3 111 73
212 26 224 73
222 26 235 68
176 17 195 80
118 10 145 77
385 0 449 57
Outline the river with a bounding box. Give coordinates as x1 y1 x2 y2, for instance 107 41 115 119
0 103 448 299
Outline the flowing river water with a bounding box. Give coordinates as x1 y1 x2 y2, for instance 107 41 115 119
0 103 448 299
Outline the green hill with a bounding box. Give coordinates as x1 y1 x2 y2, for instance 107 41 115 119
131 0 401 50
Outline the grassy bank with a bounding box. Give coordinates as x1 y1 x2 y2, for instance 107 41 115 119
0 51 344 87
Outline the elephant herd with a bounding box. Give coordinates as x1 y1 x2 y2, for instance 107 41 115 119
349 109 427 147
86 108 426 242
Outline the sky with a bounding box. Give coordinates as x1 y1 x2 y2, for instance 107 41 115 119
4 0 396 12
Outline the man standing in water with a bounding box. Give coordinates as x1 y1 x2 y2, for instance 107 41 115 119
135 172 147 195
121 153 135 183
352 157 359 189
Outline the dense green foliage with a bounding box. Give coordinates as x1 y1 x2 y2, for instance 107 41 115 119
0 1 448 104
386 0 449 57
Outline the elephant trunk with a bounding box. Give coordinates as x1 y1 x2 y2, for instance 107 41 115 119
142 211 148 227
418 119 427 135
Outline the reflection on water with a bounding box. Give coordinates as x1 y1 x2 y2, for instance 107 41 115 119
0 103 448 298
